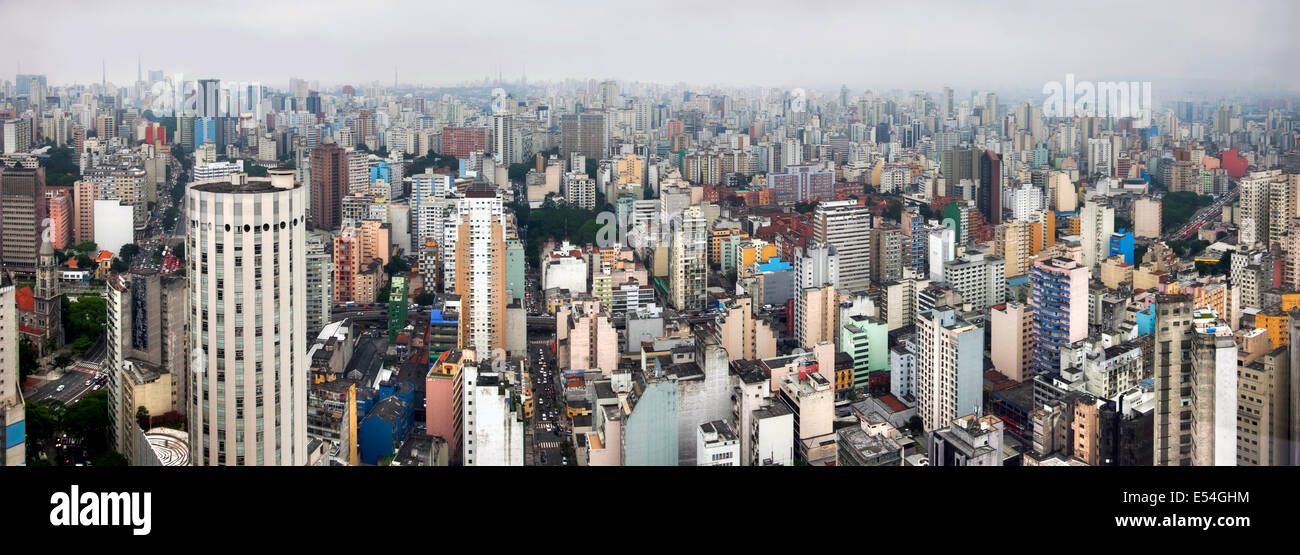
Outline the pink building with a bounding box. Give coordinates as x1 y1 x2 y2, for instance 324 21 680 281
990 302 1033 382
425 349 466 456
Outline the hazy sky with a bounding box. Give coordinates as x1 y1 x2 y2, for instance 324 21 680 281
4 0 1298 94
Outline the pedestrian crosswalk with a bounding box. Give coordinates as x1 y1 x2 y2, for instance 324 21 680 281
536 441 562 449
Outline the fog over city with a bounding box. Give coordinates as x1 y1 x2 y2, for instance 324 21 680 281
3 0 1297 94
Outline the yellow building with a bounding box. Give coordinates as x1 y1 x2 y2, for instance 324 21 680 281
1255 311 1290 349
1099 256 1133 290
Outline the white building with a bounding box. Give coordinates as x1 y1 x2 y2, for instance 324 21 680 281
696 420 740 466
1079 198 1115 269
941 254 1007 312
193 160 246 182
813 200 872 293
305 230 333 337
461 363 524 466
889 341 917 405
915 307 984 432
93 200 135 256
542 243 589 295
186 170 308 466
750 403 795 466
1010 182 1044 221
927 226 956 282
0 280 25 465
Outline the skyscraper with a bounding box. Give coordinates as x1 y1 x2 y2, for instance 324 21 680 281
1028 256 1089 377
669 206 708 311
0 278 25 466
560 113 607 162
492 114 518 167
309 143 346 230
978 150 1002 225
813 200 871 293
0 166 46 275
453 184 507 361
186 170 308 466
915 306 984 432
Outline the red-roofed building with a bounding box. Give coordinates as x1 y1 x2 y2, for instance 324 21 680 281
14 287 34 312
1221 148 1247 178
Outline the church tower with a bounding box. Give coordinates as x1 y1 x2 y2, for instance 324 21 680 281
33 239 62 353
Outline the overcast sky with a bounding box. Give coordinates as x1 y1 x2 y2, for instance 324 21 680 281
4 0 1297 95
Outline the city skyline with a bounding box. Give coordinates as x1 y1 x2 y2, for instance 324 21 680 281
3 0 1298 93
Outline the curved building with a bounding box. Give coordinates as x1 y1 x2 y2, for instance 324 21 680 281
185 169 308 465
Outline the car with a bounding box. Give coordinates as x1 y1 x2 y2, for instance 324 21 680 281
56 385 66 392
85 380 92 386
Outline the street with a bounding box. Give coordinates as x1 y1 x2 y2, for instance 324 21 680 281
28 365 106 405
529 340 569 466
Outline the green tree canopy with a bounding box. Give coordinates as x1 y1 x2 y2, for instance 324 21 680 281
63 389 111 455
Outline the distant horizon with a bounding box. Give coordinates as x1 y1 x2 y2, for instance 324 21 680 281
5 0 1298 98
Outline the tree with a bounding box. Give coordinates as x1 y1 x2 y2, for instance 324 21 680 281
414 291 437 306
1160 191 1214 233
67 296 108 344
24 401 57 449
906 415 924 432
119 243 141 264
384 256 411 275
73 241 98 254
883 198 903 221
71 335 92 355
18 338 39 379
62 389 111 455
39 146 81 187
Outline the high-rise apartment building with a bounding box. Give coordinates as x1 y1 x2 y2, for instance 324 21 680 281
441 127 488 160
332 220 389 305
560 113 607 162
1133 196 1162 239
492 114 519 167
978 150 1002 225
1079 198 1115 269
915 306 984 432
105 270 188 463
0 279 25 466
304 230 333 338
813 200 871 293
453 184 507 361
669 206 708 311
1029 256 1089 377
0 166 46 275
310 143 346 230
73 180 98 244
1189 310 1237 467
941 254 1006 312
186 170 308 466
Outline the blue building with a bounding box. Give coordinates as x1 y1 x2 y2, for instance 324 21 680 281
370 161 391 184
194 117 217 148
1109 229 1135 264
357 380 416 465
1135 304 1155 336
358 395 411 465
